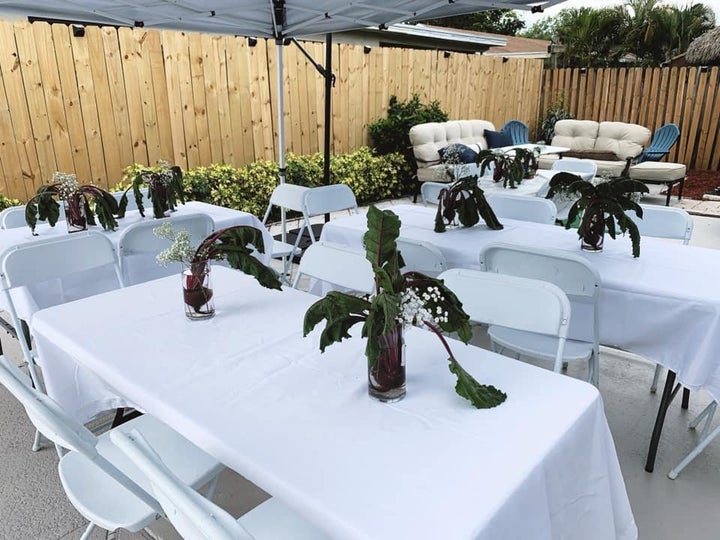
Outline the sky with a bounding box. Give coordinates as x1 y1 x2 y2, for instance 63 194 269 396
516 0 720 26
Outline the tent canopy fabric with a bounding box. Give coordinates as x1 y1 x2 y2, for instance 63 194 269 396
0 1 566 39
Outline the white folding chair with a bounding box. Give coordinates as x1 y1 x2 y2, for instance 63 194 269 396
0 206 28 229
117 213 214 286
112 429 330 540
0 232 125 450
302 184 359 243
635 204 693 245
291 241 374 294
439 268 571 374
636 205 694 393
0 356 223 540
484 193 557 225
397 238 447 277
261 183 309 283
478 243 602 386
420 182 446 206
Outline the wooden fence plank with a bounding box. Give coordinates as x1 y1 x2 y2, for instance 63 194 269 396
14 22 57 186
161 31 188 168
348 45 363 151
198 33 223 164
685 68 705 166
145 30 173 164
697 67 720 169
117 27 148 166
50 24 92 184
188 33 212 166
100 26 135 180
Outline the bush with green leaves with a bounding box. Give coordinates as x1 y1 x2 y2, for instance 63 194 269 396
114 147 410 223
537 93 574 144
369 95 448 157
0 194 22 212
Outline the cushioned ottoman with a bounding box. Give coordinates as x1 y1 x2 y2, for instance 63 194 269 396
628 161 686 206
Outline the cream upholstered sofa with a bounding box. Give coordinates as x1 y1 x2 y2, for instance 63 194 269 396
408 120 494 184
539 120 652 176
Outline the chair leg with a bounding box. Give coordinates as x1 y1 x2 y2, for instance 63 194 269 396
80 523 97 540
690 401 717 439
678 176 685 200
668 421 720 479
204 474 220 501
32 429 43 452
650 364 663 393
664 182 672 206
682 388 690 409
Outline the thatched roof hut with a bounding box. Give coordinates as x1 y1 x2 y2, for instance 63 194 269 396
686 26 720 65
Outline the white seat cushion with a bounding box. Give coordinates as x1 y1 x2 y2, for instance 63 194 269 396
629 161 687 182
551 120 599 152
410 120 495 166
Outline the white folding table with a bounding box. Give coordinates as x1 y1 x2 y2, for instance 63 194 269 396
31 266 636 539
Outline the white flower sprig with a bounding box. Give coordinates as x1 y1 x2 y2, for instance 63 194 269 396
399 285 449 327
154 221 196 266
53 172 81 201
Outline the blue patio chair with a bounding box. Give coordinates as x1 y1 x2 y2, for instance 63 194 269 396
637 123 680 163
501 120 530 145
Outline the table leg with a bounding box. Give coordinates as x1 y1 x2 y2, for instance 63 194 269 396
646 370 680 472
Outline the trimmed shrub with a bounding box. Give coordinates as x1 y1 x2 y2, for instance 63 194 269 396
0 194 23 211
115 147 411 222
369 95 448 156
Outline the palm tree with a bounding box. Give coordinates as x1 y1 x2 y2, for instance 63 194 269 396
667 3 716 58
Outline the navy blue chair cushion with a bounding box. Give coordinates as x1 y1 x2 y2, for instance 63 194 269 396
484 129 513 149
438 143 477 164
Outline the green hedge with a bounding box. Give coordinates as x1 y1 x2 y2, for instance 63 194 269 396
115 147 411 221
0 194 23 212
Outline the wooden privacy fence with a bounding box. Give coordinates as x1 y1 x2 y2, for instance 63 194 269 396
0 20 543 201
540 67 720 171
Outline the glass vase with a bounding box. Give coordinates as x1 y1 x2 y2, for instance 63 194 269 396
182 261 215 320
368 323 406 402
63 195 87 233
580 206 605 252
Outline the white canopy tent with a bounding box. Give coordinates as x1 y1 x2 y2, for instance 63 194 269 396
0 0 566 238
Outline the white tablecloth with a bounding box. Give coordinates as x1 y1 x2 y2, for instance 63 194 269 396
321 204 720 403
31 266 636 539
0 201 271 319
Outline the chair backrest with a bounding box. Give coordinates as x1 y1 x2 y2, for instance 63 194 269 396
1 231 122 290
397 238 447 277
439 268 570 370
484 193 557 225
420 182 446 206
550 158 597 180
111 429 250 540
262 183 310 225
635 204 693 244
478 243 601 361
303 184 358 217
292 241 374 294
501 120 530 145
0 232 125 387
0 206 28 229
0 356 161 512
117 213 214 286
638 123 680 162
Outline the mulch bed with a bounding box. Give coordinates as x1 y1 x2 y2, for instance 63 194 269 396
663 169 720 200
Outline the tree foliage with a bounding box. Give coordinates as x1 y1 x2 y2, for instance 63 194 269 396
520 1 716 67
421 9 525 36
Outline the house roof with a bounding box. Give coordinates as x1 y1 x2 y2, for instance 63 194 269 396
483 34 551 59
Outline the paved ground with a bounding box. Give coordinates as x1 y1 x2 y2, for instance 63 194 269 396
1 190 720 539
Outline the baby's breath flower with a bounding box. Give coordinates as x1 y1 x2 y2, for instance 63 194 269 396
154 223 196 266
54 172 81 201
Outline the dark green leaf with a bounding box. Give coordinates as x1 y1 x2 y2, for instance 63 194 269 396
448 356 507 409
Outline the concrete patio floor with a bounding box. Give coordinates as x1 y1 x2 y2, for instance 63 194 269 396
1 190 719 539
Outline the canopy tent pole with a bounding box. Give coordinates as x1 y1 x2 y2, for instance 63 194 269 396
323 33 332 188
276 39 287 245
